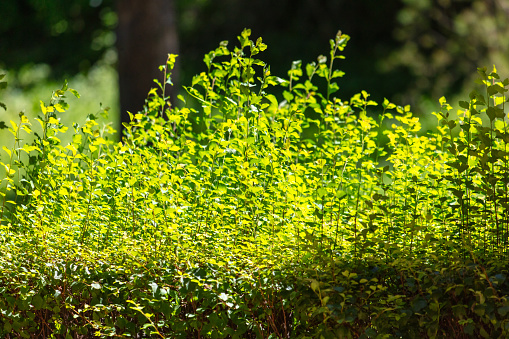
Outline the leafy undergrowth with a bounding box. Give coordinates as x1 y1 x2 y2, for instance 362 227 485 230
1 30 509 338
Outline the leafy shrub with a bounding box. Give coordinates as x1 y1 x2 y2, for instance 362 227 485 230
0 29 508 338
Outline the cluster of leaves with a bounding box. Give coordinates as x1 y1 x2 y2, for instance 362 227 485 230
286 256 509 338
0 29 509 338
389 0 509 104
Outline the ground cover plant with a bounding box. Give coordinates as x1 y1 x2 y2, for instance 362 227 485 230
1 29 509 338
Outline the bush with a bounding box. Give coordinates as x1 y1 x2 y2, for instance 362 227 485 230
0 29 508 338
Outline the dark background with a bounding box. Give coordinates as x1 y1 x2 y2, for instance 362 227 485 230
1 0 508 136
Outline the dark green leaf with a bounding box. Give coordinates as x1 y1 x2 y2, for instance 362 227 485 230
32 295 43 309
411 298 427 313
458 101 469 109
498 306 509 316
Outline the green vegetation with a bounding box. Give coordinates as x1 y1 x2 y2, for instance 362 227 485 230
0 61 119 156
1 30 509 338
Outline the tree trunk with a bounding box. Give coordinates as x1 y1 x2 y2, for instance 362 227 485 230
116 0 179 138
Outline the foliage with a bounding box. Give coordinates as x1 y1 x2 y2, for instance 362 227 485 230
4 0 508 123
0 74 6 112
0 0 117 77
0 62 119 159
1 29 509 338
388 0 509 106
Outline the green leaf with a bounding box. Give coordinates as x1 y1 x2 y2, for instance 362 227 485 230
411 298 427 313
331 69 345 79
238 28 252 48
4 321 12 333
306 62 316 78
464 322 475 335
32 295 43 309
480 327 490 338
69 88 80 98
2 146 11 157
256 37 267 51
487 84 503 96
328 82 339 95
498 306 509 316
452 304 466 317
458 101 469 109
316 187 327 198
310 280 319 292
486 107 497 121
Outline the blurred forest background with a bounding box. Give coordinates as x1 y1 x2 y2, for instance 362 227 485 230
1 0 508 143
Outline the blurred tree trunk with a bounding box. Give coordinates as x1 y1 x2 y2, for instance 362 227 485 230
116 0 179 137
